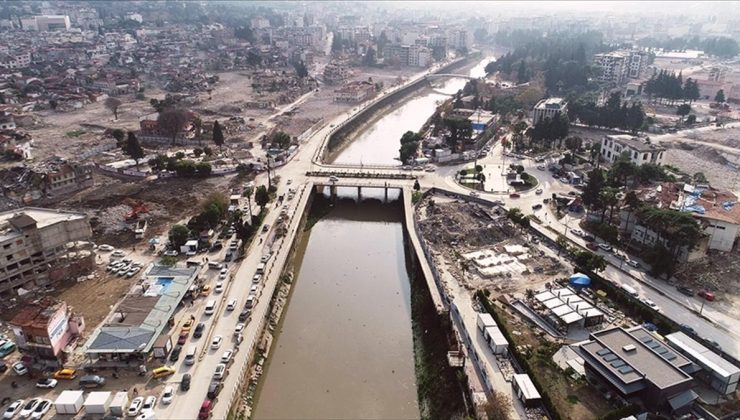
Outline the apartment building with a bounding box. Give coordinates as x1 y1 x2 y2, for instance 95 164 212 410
334 81 375 103
0 52 32 70
384 44 432 68
600 135 665 166
532 97 568 124
0 208 92 296
593 50 650 84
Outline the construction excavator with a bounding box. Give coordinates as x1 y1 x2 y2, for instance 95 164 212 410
124 199 149 221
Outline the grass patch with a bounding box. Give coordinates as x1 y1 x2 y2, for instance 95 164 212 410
66 129 85 138
411 190 423 204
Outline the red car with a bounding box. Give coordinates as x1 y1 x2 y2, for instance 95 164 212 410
509 192 520 198
586 242 599 251
198 400 212 419
177 331 189 345
698 290 716 301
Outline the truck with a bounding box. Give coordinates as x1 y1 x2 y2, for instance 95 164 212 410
54 390 84 414
621 284 638 297
109 392 129 417
134 220 148 239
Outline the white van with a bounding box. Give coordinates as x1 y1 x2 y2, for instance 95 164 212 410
256 263 265 274
204 300 216 315
184 346 197 365
208 262 223 270
621 284 638 297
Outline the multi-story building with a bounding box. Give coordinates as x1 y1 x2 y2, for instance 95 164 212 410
323 63 350 84
0 52 32 70
593 50 650 84
600 135 665 166
9 298 85 364
579 326 697 414
532 97 568 124
334 81 375 103
384 44 432 68
0 208 92 297
20 15 71 32
449 29 473 51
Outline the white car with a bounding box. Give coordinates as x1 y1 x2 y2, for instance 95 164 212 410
226 299 237 311
161 386 174 405
642 298 660 311
234 323 245 336
127 397 144 417
211 335 222 349
3 400 23 419
570 229 583 237
213 363 226 379
12 362 28 376
98 244 114 252
214 281 224 294
29 400 50 420
219 269 228 280
597 243 612 252
35 378 57 389
221 349 233 364
249 285 259 295
535 188 543 195
111 250 125 257
141 396 156 414
18 399 39 419
328 176 339 182
163 250 178 257
626 259 640 268
469 191 480 197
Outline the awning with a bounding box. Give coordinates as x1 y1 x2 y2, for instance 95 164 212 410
668 389 698 411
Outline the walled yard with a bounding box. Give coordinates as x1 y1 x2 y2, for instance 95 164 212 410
415 196 568 295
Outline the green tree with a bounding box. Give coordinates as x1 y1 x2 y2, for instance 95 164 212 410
158 108 190 146
271 131 291 150
195 162 212 177
676 104 691 121
212 120 224 152
255 185 269 209
714 89 725 103
399 130 421 164
174 159 197 177
573 250 607 273
168 224 190 248
582 168 605 208
123 131 145 167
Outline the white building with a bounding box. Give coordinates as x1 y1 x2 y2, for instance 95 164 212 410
601 135 665 166
532 97 568 124
593 50 650 84
21 15 71 31
449 29 473 51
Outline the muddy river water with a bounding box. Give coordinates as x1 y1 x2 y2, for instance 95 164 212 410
253 57 493 419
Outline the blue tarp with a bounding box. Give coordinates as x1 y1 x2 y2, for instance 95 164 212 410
569 273 591 287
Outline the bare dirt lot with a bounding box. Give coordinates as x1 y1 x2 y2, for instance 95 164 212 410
674 251 740 322
416 196 568 294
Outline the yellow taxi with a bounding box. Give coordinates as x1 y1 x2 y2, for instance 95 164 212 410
180 318 194 333
199 285 212 297
52 368 77 380
152 366 176 379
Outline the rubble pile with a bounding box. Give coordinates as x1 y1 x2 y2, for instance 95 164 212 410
417 199 514 248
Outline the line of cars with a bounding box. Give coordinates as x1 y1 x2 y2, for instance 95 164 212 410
106 259 142 277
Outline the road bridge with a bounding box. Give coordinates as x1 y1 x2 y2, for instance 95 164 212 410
424 73 477 80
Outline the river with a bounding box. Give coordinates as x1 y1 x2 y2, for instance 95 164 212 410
333 56 495 166
253 189 419 419
253 57 495 419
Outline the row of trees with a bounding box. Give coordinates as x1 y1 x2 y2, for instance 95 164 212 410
644 71 700 105
528 114 570 148
568 92 646 133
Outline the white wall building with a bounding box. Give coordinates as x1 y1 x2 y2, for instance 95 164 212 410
601 135 665 166
532 97 568 124
21 15 71 31
593 50 650 84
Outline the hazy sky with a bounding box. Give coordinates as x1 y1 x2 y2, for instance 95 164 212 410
384 1 740 17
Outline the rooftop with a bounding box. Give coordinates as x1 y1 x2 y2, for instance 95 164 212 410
535 97 567 110
0 207 86 242
9 298 66 329
84 265 198 355
606 135 665 153
666 332 740 380
581 326 692 390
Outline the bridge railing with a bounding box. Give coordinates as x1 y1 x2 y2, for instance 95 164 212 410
306 170 418 180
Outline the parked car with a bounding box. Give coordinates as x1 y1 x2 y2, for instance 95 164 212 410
626 259 640 268
535 188 543 194
680 324 697 336
180 373 191 392
211 336 222 349
193 323 205 338
221 349 233 364
328 176 339 182
469 191 479 198
35 379 57 389
12 362 27 376
163 250 178 257
234 323 245 336
583 234 595 242
3 400 23 419
238 309 251 322
18 399 40 419
52 368 77 380
207 381 222 399
677 286 695 297
597 243 612 252
79 375 105 388
127 397 144 417
214 281 224 294
213 363 226 380
141 396 157 414
641 298 660 311
161 386 174 405
198 400 212 420
29 400 50 420
698 290 716 301
111 250 125 257
531 203 543 210
98 244 114 252
570 229 583 237
169 345 182 362
586 242 599 251
509 192 520 198
177 331 189 345
181 318 194 333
